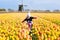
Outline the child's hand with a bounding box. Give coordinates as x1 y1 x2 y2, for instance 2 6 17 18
22 22 24 23
34 17 37 19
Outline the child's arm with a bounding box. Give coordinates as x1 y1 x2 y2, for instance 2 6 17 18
22 18 26 23
33 17 37 19
31 17 37 19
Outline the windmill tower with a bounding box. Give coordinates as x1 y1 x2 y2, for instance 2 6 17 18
18 0 27 12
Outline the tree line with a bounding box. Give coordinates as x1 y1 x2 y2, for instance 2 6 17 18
0 8 60 13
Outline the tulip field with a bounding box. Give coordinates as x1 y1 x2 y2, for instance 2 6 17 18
0 12 60 40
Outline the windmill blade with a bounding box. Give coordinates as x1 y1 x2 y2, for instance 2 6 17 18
23 5 27 6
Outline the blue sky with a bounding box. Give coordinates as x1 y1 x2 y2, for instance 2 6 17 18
0 0 60 10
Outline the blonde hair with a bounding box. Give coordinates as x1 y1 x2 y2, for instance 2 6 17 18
27 11 31 18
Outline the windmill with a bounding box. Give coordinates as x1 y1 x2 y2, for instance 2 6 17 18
18 0 27 12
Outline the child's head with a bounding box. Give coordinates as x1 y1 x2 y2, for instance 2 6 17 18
26 11 31 19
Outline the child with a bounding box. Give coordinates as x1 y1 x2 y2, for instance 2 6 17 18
22 12 37 30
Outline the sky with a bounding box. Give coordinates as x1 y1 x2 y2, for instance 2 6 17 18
0 0 60 10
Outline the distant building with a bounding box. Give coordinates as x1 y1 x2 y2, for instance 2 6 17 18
18 0 28 12
18 5 23 11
